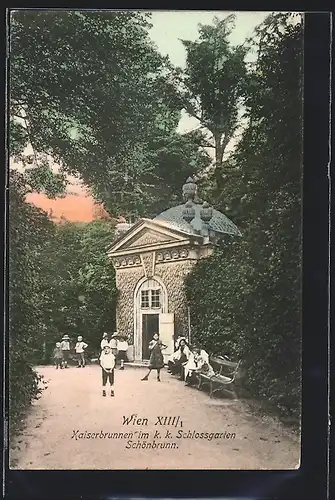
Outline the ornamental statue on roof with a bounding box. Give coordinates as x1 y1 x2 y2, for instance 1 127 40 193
108 176 241 365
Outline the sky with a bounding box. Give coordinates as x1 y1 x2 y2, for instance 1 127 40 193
149 11 270 135
149 10 269 68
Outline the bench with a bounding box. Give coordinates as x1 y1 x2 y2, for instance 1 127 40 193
194 355 242 399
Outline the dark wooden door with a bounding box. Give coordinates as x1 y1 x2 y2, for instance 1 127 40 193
142 314 159 360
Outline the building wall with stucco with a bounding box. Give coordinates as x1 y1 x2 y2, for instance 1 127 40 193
154 259 196 339
108 216 220 362
114 265 143 342
112 250 199 344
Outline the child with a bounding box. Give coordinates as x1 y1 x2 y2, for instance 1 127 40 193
100 332 109 350
100 345 116 397
53 342 63 369
75 335 88 368
117 335 129 370
60 334 71 368
141 333 167 382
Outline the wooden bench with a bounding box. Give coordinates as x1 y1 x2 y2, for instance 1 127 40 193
195 355 242 399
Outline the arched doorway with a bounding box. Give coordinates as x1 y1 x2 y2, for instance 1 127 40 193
133 277 168 361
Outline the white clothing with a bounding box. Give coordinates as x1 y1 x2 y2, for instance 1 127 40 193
184 350 213 379
175 337 187 349
100 339 117 350
117 340 128 351
60 340 70 351
172 344 191 361
75 341 88 353
100 339 109 349
110 338 118 349
183 353 197 380
100 352 115 371
199 350 210 366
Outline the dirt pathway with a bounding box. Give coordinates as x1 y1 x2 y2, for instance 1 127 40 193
10 365 300 470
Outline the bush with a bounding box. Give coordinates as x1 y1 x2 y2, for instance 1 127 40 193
9 351 42 436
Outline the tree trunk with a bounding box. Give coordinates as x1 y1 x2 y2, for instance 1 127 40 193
214 133 224 189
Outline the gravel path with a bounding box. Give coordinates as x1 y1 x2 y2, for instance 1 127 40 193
10 365 300 470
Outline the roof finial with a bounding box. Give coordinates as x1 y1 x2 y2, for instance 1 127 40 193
182 200 195 224
200 201 213 237
182 176 197 202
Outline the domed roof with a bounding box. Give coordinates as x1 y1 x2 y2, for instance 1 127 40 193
154 202 241 237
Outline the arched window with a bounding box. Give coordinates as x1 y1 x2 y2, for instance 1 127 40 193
133 277 168 361
140 278 162 309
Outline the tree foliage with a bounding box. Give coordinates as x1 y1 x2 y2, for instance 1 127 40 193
44 220 117 357
9 170 55 433
185 13 303 418
10 10 209 216
170 14 248 188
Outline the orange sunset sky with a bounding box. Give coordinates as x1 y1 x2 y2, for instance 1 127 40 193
26 191 105 223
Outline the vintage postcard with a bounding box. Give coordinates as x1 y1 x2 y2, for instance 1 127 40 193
7 9 302 470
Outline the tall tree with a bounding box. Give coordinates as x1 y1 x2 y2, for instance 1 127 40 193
170 14 248 190
9 10 209 216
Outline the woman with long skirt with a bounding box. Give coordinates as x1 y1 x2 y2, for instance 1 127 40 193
141 333 167 382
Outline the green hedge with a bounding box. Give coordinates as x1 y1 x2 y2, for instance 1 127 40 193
9 350 42 436
185 230 301 420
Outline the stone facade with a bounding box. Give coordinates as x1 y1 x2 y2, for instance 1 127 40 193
155 259 197 338
125 230 172 248
114 266 144 344
112 252 197 343
108 219 212 360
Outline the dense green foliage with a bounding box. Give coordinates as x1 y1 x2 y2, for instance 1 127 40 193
44 220 117 359
185 14 302 418
10 10 210 216
170 14 247 189
9 171 55 433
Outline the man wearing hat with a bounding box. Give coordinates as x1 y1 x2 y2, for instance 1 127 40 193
60 335 71 368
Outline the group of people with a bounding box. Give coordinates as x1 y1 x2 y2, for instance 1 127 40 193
139 333 213 385
167 336 214 384
53 334 88 369
53 331 130 397
52 330 210 393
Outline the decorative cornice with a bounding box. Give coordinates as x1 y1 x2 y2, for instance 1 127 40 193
113 255 142 269
156 248 189 263
112 246 194 269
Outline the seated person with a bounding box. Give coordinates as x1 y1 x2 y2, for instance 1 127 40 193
184 348 214 385
167 338 191 375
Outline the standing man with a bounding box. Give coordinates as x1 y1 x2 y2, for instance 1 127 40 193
60 334 71 368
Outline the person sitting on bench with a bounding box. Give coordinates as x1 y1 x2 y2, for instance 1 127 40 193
184 348 214 385
167 338 191 375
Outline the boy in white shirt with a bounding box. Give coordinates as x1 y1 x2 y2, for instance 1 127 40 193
100 345 116 397
117 335 129 370
75 335 88 368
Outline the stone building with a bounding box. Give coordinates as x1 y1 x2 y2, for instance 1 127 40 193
108 177 241 363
